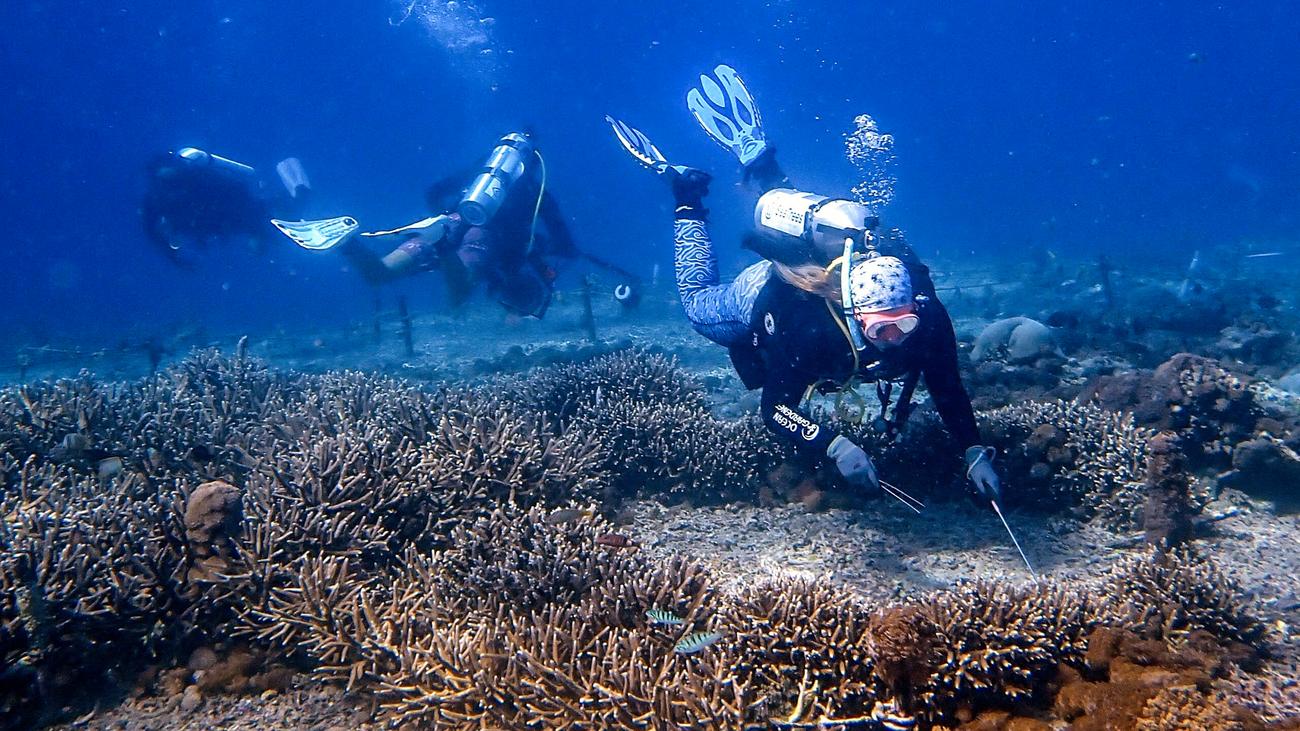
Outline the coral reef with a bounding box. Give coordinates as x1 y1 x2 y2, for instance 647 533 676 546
0 351 1283 729
484 347 790 501
980 399 1153 528
1107 547 1264 648
1080 352 1259 468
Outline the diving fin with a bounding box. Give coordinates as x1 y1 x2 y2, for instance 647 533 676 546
358 215 455 239
604 115 693 178
276 158 311 198
686 64 768 165
271 216 359 251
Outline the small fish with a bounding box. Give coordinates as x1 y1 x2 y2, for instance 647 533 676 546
673 631 722 654
645 609 684 626
543 508 592 526
595 533 637 549
147 448 166 469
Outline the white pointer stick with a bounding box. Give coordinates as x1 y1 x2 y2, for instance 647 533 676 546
991 499 1038 580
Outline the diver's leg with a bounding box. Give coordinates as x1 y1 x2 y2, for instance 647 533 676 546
743 148 793 192
340 240 403 285
674 219 770 346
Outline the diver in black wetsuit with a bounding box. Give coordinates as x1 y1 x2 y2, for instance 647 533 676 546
668 156 998 501
284 131 638 319
141 148 310 267
607 79 1000 503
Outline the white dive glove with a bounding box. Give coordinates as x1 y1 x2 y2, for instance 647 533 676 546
965 445 1002 503
827 435 880 492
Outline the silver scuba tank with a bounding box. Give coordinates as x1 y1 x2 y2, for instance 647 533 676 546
176 147 256 178
754 188 879 262
458 132 534 226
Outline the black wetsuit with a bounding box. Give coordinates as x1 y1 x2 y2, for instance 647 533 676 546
673 150 980 461
735 257 980 460
141 155 289 263
424 164 576 317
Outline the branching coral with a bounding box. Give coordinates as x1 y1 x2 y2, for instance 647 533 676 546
1106 546 1265 648
981 399 1152 527
482 347 791 501
0 350 1280 730
722 576 880 723
245 506 746 729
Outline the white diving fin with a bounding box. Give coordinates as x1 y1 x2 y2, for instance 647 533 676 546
272 216 359 251
276 158 311 198
686 64 768 165
358 215 455 239
604 116 689 177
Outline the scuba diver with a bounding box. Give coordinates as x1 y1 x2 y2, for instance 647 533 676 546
274 130 639 319
607 65 1002 508
141 147 310 267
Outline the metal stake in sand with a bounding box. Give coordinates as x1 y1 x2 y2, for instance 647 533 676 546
580 275 599 342
398 296 415 357
990 499 1037 580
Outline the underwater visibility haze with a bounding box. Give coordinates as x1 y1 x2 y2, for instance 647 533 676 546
1 1 1300 729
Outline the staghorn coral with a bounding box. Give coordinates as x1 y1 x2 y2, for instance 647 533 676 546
910 581 1100 725
0 351 1281 729
722 576 880 724
1107 546 1264 648
245 506 748 729
482 347 791 502
981 399 1153 527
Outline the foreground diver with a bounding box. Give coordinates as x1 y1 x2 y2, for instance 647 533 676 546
141 148 310 266
608 66 1001 505
274 131 638 318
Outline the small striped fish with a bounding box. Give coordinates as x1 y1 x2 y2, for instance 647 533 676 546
645 609 684 626
673 631 722 654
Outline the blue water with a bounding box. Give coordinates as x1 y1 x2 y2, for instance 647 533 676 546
3 1 1297 345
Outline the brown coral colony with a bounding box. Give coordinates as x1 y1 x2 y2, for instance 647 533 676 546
0 348 1292 729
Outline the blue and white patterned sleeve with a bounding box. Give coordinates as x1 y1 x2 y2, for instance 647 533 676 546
673 219 771 347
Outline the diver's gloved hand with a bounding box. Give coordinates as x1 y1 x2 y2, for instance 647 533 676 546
965 445 1002 503
827 435 880 492
671 168 712 219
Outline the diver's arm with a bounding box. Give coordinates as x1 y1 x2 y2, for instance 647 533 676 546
919 301 981 450
760 368 837 458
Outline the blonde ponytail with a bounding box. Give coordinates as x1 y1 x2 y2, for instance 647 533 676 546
773 262 841 302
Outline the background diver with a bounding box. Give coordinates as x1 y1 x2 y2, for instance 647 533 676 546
141 147 311 267
274 130 640 319
608 65 1003 509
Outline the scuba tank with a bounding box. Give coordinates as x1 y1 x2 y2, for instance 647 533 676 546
176 147 257 178
751 188 880 265
459 132 534 226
